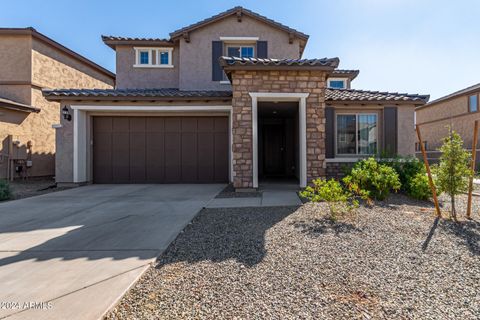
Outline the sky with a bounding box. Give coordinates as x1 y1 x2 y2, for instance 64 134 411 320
1 0 479 100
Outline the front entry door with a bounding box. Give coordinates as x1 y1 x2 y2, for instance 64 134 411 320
263 123 285 176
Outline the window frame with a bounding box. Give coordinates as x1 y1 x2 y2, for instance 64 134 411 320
221 43 256 83
134 47 174 68
138 49 151 65
225 44 255 58
327 78 347 89
335 112 379 156
468 93 479 113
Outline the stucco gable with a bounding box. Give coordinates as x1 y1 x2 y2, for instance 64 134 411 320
170 6 308 44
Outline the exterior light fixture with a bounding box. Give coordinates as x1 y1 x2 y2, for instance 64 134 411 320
62 106 72 121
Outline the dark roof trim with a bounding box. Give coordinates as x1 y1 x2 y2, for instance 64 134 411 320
42 88 233 101
101 35 174 50
0 28 115 79
220 56 339 72
416 82 480 110
170 6 309 41
0 96 40 113
326 88 429 105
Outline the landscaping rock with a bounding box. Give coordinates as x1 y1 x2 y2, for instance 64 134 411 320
106 194 480 319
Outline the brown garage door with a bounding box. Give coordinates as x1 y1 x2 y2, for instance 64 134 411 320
92 116 229 183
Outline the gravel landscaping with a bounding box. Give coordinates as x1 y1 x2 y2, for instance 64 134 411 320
107 194 480 320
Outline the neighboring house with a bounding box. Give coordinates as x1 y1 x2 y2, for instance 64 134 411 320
0 27 115 180
416 83 480 159
43 6 429 189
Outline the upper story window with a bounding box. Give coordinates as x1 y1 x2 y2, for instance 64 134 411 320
139 51 149 64
134 47 173 68
337 113 378 155
469 94 478 112
328 78 347 89
226 45 255 58
221 43 256 83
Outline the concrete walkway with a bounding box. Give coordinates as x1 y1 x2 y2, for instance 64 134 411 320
0 184 224 320
206 187 302 208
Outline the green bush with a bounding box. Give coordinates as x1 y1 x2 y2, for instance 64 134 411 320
345 157 401 200
0 180 12 201
381 157 423 192
381 157 433 200
300 178 359 221
408 172 432 200
300 178 348 203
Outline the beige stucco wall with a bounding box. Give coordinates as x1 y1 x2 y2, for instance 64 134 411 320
115 45 179 89
55 102 73 183
416 94 479 150
416 95 468 124
115 15 302 91
417 112 480 150
179 15 302 91
0 35 31 82
31 38 114 89
0 85 32 105
0 34 114 179
0 88 55 178
397 104 416 156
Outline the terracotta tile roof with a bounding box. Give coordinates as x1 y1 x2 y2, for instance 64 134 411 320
101 35 171 42
101 35 173 49
333 69 359 75
220 56 339 68
170 6 309 40
326 88 429 104
42 88 233 100
0 96 40 113
331 69 360 80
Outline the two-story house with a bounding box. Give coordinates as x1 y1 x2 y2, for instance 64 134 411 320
416 83 480 164
0 27 115 180
44 6 429 189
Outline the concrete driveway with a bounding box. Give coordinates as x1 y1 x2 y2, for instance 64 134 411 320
0 184 224 320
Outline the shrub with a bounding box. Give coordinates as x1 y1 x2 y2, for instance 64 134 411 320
300 178 360 221
408 172 432 200
345 157 401 200
0 180 12 201
381 157 423 192
381 157 433 200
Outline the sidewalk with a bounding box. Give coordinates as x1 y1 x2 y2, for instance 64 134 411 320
206 187 302 208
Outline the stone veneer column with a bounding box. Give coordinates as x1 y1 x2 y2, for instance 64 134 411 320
230 69 327 189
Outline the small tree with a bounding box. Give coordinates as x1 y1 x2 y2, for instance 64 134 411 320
433 129 471 219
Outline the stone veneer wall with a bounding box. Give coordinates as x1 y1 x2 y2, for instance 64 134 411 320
231 69 327 188
325 162 355 179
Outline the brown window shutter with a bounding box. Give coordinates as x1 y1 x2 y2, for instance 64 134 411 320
256 41 268 58
325 107 335 158
212 41 223 81
383 106 398 156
